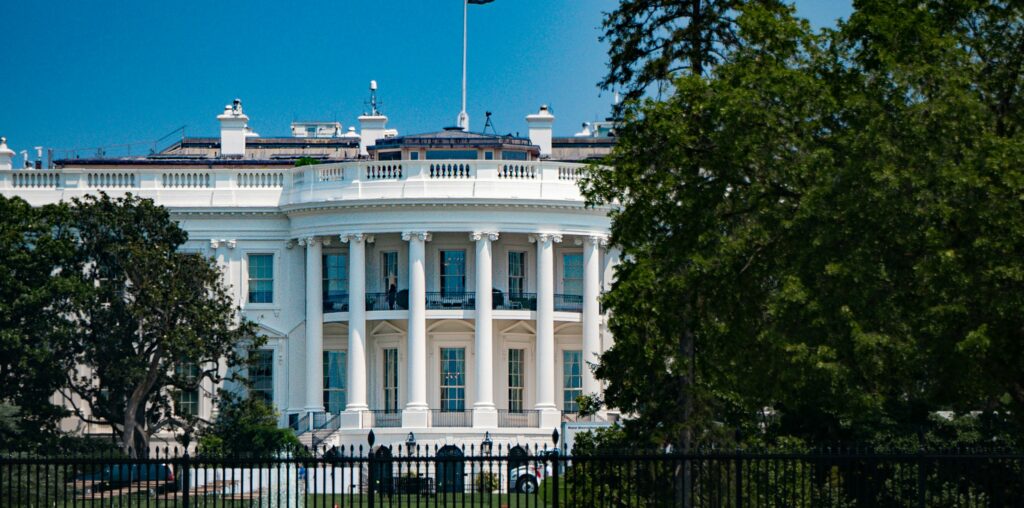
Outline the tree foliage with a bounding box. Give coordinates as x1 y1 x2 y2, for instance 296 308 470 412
197 392 304 458
56 193 261 456
586 0 1024 449
0 196 79 449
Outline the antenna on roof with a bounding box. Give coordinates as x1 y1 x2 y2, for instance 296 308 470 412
366 80 382 116
483 111 496 135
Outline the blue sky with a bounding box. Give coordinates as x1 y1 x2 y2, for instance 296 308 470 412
0 1 851 160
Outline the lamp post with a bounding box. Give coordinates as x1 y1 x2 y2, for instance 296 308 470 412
481 431 493 456
405 432 417 456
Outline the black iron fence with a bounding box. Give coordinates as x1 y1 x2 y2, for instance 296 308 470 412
3 444 1023 507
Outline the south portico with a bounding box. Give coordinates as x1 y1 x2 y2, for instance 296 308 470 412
287 228 613 438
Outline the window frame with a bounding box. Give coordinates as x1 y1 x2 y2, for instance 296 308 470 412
246 253 276 305
439 249 467 296
322 350 348 413
439 347 466 412
383 348 400 413
562 349 583 412
508 348 525 413
249 349 275 406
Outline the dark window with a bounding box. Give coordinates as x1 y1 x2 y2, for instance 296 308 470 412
501 151 528 161
426 150 478 160
377 150 402 161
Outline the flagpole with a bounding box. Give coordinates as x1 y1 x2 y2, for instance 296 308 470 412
459 0 469 130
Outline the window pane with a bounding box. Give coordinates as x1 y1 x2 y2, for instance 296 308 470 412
508 251 526 295
175 362 200 417
562 253 583 296
508 349 524 413
440 348 465 412
250 350 274 405
426 150 478 160
323 351 347 413
383 348 399 412
382 251 399 291
440 250 466 295
248 254 274 303
563 350 582 412
323 253 349 310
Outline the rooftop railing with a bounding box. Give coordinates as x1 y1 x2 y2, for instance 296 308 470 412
0 160 592 207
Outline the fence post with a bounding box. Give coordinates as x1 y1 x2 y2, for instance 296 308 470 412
552 428 561 507
181 449 191 508
735 452 743 508
917 449 926 508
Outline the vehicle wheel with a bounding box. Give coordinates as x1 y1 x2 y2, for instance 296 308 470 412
516 476 538 494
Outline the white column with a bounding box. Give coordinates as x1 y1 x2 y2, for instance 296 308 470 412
342 233 370 412
531 232 562 428
402 231 431 427
581 235 604 397
472 232 498 427
302 236 324 414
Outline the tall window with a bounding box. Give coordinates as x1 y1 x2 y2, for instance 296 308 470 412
563 350 583 412
248 254 274 303
250 350 274 405
382 251 399 291
440 250 466 296
562 253 583 295
508 349 525 413
175 362 199 417
323 253 348 310
440 348 465 412
323 351 347 413
508 251 526 295
383 348 399 412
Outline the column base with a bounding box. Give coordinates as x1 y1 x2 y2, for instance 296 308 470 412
336 410 364 429
402 408 430 428
537 407 562 429
472 406 498 428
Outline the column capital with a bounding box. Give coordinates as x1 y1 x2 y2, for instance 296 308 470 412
340 233 375 244
285 239 297 249
209 239 221 249
574 234 608 247
297 236 320 247
529 233 563 244
402 231 432 242
469 231 499 242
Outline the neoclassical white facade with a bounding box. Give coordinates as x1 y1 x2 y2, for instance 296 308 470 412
0 100 618 450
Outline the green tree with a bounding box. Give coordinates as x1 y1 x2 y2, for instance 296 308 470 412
59 193 260 456
0 196 80 450
197 392 304 458
586 0 1024 450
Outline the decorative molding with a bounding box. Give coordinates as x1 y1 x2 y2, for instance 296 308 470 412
226 239 237 249
574 234 608 247
340 233 376 244
297 236 319 247
209 239 221 249
401 231 432 242
285 239 297 249
529 233 563 244
469 232 499 242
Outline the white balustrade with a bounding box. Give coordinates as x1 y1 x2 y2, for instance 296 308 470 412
1 160 594 205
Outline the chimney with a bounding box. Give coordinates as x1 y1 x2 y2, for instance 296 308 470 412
358 80 388 156
217 98 249 158
0 137 14 170
526 105 555 158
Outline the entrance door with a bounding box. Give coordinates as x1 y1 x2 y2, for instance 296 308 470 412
372 446 394 494
436 445 465 493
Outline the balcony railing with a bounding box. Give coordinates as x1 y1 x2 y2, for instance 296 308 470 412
366 291 408 311
369 409 402 428
324 291 586 314
497 409 540 428
425 292 475 310
431 409 472 427
323 292 349 312
495 292 537 311
554 293 584 312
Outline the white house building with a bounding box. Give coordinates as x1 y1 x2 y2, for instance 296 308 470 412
0 94 619 452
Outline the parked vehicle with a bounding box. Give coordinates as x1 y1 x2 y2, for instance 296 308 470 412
71 463 176 495
508 450 557 493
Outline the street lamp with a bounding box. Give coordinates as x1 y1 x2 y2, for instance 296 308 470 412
405 432 416 456
481 431 493 455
